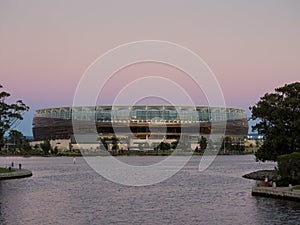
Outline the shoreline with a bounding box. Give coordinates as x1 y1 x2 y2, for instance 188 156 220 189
0 151 255 157
0 169 32 180
243 170 300 202
252 186 300 202
242 170 279 181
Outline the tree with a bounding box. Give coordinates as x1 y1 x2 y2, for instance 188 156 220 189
170 140 179 149
8 129 24 150
250 82 300 161
235 142 245 152
198 136 207 151
40 140 51 155
111 137 119 151
277 152 300 185
22 139 32 151
154 141 171 151
220 136 233 152
0 84 29 149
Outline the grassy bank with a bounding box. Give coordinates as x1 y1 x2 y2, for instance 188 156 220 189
0 167 16 173
293 186 300 190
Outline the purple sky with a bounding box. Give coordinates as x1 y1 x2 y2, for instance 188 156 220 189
0 0 299 136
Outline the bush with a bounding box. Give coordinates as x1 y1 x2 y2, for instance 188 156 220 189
154 142 171 151
40 140 51 155
277 152 300 185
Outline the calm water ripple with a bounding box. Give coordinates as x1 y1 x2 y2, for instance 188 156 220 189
0 155 299 225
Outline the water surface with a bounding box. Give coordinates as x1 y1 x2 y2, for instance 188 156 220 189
0 155 299 224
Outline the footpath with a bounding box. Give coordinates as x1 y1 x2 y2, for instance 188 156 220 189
252 186 300 201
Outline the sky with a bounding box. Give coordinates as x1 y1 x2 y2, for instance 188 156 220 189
0 0 299 136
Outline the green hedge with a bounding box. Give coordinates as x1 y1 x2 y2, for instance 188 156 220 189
277 152 300 185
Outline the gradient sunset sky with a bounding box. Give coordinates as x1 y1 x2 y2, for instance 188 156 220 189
1 0 299 136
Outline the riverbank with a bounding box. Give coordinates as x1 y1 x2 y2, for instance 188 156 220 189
242 169 279 181
0 168 32 180
1 150 255 157
243 169 300 202
252 186 300 202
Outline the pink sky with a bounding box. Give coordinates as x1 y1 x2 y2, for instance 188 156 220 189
0 0 299 135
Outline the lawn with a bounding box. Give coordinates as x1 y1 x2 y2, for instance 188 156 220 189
0 167 16 173
293 186 300 190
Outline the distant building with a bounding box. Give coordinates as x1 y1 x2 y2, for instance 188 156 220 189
32 105 248 150
247 133 264 141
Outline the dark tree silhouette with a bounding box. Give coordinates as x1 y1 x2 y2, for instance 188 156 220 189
0 84 29 149
250 82 300 161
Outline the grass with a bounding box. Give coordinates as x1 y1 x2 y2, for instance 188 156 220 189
293 186 300 190
0 167 16 173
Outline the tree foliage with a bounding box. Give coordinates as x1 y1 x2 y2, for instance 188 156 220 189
0 84 29 149
8 129 24 149
198 136 207 151
277 152 300 185
220 136 245 152
250 82 300 161
154 141 171 151
220 136 232 151
9 129 23 140
40 140 51 155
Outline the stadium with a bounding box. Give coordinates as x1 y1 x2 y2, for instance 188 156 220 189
32 105 248 151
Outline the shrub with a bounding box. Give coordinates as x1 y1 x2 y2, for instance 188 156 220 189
277 152 300 185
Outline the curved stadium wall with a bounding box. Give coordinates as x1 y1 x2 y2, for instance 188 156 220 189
32 105 248 141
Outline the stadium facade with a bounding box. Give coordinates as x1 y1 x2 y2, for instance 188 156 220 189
32 105 248 150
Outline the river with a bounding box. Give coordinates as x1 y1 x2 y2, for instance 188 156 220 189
0 155 299 225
